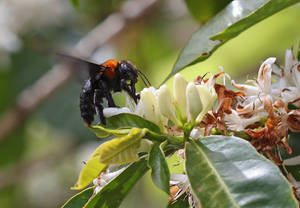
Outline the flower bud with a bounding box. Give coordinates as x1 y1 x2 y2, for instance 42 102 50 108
158 85 181 127
174 74 188 121
186 83 203 122
137 88 161 126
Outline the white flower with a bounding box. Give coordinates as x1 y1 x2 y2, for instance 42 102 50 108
228 57 277 126
186 83 203 123
232 57 275 98
257 57 276 95
158 85 182 127
93 167 125 194
135 87 167 130
170 174 200 208
277 49 300 106
224 110 268 131
195 74 218 123
174 73 188 121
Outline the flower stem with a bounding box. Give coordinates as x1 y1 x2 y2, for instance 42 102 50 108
145 130 184 146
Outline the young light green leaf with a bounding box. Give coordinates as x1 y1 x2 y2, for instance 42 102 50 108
71 145 108 190
106 113 161 133
185 136 298 208
61 187 93 208
90 125 131 138
84 159 149 208
164 0 299 82
148 142 170 194
98 128 148 165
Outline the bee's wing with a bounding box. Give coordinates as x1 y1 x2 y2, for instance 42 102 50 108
56 53 106 83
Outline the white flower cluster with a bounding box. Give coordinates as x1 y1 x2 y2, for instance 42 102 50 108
225 49 300 131
104 73 218 132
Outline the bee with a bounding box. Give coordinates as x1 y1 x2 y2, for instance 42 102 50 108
60 54 150 126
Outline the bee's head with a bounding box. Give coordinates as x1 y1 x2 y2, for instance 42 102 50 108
119 60 138 83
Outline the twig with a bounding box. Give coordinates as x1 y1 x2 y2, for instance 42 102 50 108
0 0 158 143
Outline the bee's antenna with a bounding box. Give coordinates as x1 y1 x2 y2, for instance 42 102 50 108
137 70 151 86
138 73 149 87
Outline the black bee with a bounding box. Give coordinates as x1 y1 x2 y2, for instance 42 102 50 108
60 55 150 126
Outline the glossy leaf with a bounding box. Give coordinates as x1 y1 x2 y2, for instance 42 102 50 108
185 136 297 208
84 159 149 208
106 113 161 133
166 193 189 208
71 145 108 190
90 125 130 138
148 142 170 194
98 128 147 165
185 0 231 22
62 187 94 208
165 0 299 82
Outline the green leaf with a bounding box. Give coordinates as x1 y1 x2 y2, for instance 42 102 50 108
185 136 297 208
84 159 149 208
71 145 108 190
185 0 231 22
62 187 94 208
281 132 300 181
98 128 147 165
164 0 300 82
148 142 170 194
106 113 161 133
167 151 184 174
166 193 189 208
90 125 131 138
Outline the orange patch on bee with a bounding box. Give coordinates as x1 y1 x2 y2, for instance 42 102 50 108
297 64 300 72
102 59 120 79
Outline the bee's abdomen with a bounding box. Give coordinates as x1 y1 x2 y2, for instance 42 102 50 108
80 79 95 126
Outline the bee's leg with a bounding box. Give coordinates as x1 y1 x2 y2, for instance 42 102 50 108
94 89 106 125
130 81 140 101
121 79 138 104
100 81 117 107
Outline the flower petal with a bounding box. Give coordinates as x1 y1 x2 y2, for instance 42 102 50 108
174 73 188 120
103 107 131 118
186 83 203 122
257 57 275 95
158 85 181 127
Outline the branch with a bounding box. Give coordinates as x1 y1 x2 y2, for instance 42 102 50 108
0 0 158 143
